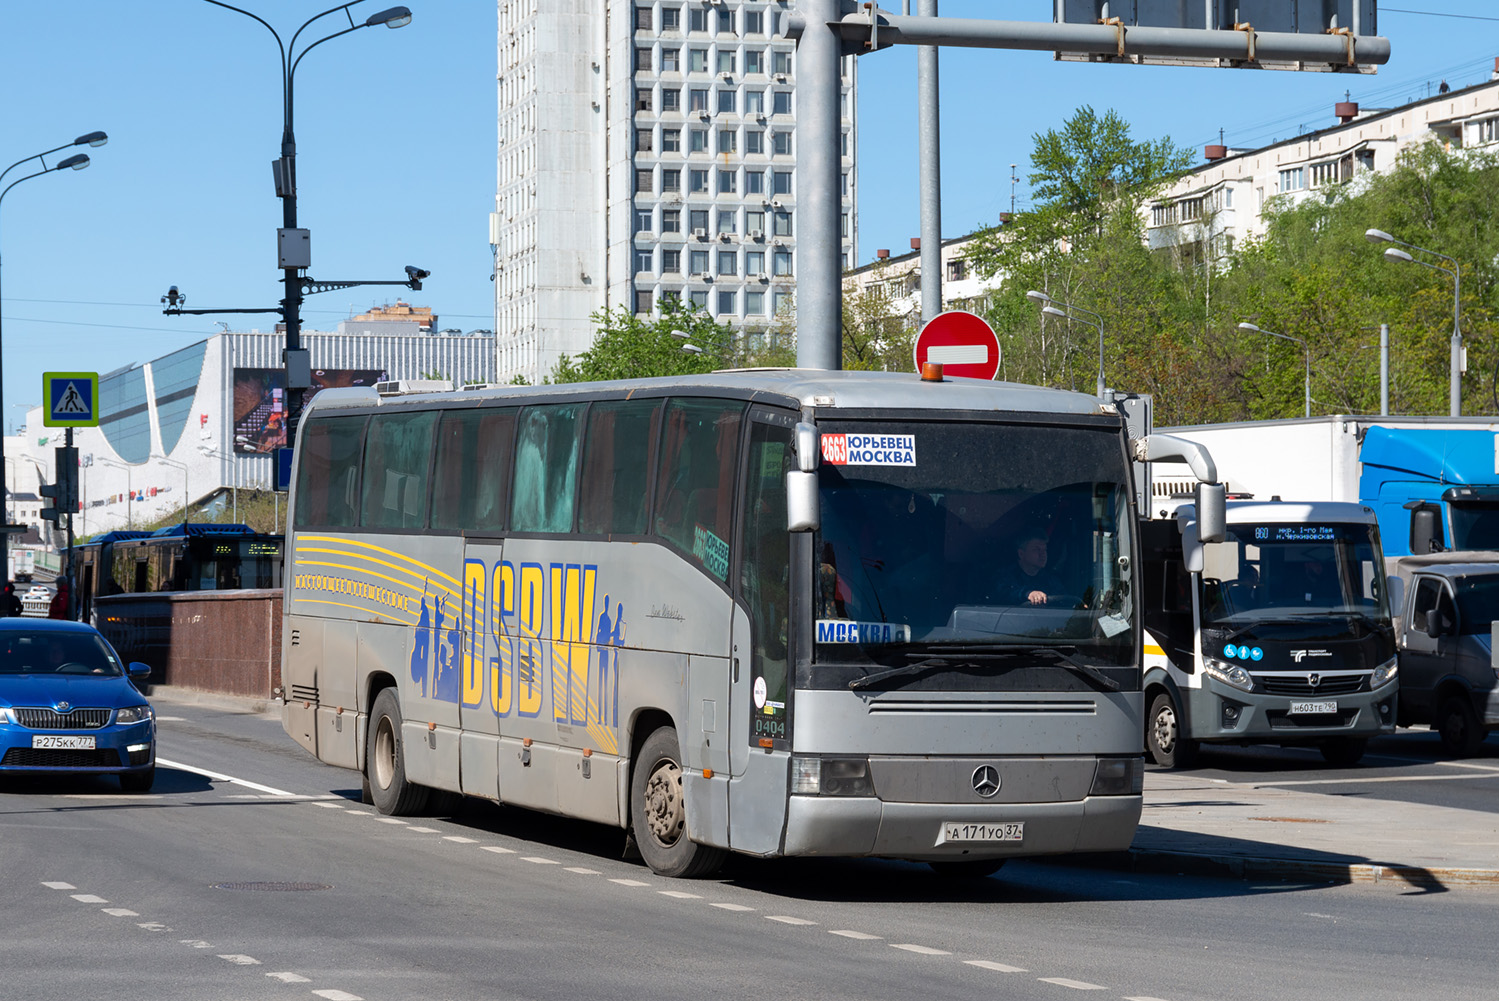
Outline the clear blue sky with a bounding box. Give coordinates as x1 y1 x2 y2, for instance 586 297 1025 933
2 1 1495 428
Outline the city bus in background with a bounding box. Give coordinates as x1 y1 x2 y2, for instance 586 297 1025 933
280 370 1223 878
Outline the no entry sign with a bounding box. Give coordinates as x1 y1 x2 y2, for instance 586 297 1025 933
913 310 1000 380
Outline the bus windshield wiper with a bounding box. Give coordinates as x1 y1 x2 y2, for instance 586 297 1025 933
847 647 1120 693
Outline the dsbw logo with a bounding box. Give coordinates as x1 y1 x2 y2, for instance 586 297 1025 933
1290 649 1332 663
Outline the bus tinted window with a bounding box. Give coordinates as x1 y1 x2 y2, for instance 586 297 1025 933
294 415 366 528
655 398 743 581
511 404 585 533
432 409 516 532
361 411 437 529
742 421 793 740
580 400 661 535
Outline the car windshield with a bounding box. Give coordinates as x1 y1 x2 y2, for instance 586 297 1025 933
808 417 1136 690
0 631 123 676
1455 576 1499 635
1199 522 1388 626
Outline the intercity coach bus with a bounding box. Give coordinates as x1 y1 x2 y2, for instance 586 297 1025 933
280 369 1222 877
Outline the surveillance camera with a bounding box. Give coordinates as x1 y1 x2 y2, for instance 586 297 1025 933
405 265 430 280
161 286 185 307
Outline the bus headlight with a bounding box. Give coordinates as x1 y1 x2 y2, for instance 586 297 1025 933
791 756 873 796
1091 757 1144 796
1370 657 1398 690
1204 659 1254 692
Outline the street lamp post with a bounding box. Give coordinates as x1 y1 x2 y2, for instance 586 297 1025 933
1238 321 1311 419
100 459 134 531
200 446 238 523
156 456 189 528
1 130 106 583
171 2 416 453
1026 290 1106 397
1365 228 1461 417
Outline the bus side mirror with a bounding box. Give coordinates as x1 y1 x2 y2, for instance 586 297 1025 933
1196 482 1226 544
786 471 819 532
794 422 819 473
1385 575 1405 616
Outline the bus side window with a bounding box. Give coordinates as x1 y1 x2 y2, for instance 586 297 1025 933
654 398 744 581
511 404 585 533
579 400 660 535
433 408 516 532
361 410 437 530
294 415 367 528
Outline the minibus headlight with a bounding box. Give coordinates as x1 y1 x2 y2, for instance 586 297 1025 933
1370 657 1398 690
1204 659 1254 692
1091 756 1144 796
791 756 873 796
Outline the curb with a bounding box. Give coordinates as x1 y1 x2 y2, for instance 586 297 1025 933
148 685 280 718
1064 848 1499 888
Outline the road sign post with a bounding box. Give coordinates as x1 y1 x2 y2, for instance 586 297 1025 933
40 374 95 619
914 310 1001 380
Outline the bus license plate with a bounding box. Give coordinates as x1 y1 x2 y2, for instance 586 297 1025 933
32 735 96 750
1288 701 1337 715
939 822 1023 844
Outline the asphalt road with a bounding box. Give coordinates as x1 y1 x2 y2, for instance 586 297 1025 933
2 697 1497 1001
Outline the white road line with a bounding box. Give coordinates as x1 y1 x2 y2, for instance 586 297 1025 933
71 894 107 903
1123 996 1175 1001
659 890 701 899
442 836 479 844
181 940 213 949
155 715 186 721
766 916 817 925
481 846 517 855
1038 978 1106 990
156 757 299 798
522 856 560 865
102 908 139 917
267 972 312 984
218 954 262 965
1260 772 1499 787
378 818 408 825
311 991 364 1001
311 802 348 809
41 881 75 890
829 930 881 940
60 794 165 800
712 903 755 912
565 867 600 875
891 944 951 956
965 960 1026 973
138 922 169 932
609 879 650 887
408 826 440 833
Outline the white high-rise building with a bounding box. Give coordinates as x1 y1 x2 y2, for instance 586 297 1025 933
493 1 857 385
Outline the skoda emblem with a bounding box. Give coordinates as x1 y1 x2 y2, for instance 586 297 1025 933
972 765 1000 798
1308 674 1321 688
57 701 71 713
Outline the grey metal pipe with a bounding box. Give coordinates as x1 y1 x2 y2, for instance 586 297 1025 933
918 0 941 328
833 14 1390 65
795 0 844 370
1380 323 1389 416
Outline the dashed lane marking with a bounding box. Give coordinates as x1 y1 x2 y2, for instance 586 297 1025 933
712 903 755 912
311 991 364 1001
378 818 408 825
42 881 75 890
181 940 213 949
659 890 701 899
565 867 601 875
1124 996 1175 1001
830 930 881 940
609 879 650 887
311 802 348 809
156 758 298 798
766 916 817 925
481 846 517 855
522 856 560 865
1038 978 1106 990
966 960 1027 973
138 923 170 932
219 955 262 966
102 908 139 917
71 894 107 903
891 944 951 956
268 973 312 984
408 827 440 833
443 836 478 844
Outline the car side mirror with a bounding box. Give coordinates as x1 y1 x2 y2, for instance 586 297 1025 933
128 662 151 680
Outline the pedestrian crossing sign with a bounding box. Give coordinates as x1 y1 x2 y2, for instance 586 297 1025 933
43 372 100 427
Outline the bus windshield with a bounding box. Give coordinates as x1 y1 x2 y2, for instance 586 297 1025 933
811 418 1136 686
1199 522 1387 626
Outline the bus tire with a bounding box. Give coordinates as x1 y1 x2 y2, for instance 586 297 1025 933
1147 692 1198 769
1319 737 1367 767
928 859 1006 879
1437 696 1484 758
630 726 726 878
367 688 429 816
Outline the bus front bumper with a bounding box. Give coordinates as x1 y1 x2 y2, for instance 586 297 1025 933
782 793 1142 861
1189 675 1399 742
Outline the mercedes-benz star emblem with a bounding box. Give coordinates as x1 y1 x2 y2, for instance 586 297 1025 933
972 765 1000 798
1308 673 1321 688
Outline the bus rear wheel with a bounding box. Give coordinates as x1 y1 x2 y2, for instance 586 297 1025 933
631 726 726 878
1147 692 1198 769
367 687 429 816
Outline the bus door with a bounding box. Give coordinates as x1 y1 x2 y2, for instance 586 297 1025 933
728 409 796 854
459 537 506 802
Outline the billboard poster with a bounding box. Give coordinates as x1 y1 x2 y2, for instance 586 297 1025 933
233 367 386 453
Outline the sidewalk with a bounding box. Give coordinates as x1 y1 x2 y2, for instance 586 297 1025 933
1107 768 1499 889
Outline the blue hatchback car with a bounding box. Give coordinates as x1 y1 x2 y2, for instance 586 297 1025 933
0 618 156 791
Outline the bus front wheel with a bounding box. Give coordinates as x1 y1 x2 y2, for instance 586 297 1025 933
1147 692 1198 769
630 726 726 878
367 688 429 816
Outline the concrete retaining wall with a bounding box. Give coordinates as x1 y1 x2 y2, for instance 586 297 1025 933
95 589 283 699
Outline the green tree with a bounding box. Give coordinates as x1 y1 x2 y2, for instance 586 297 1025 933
550 298 735 383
